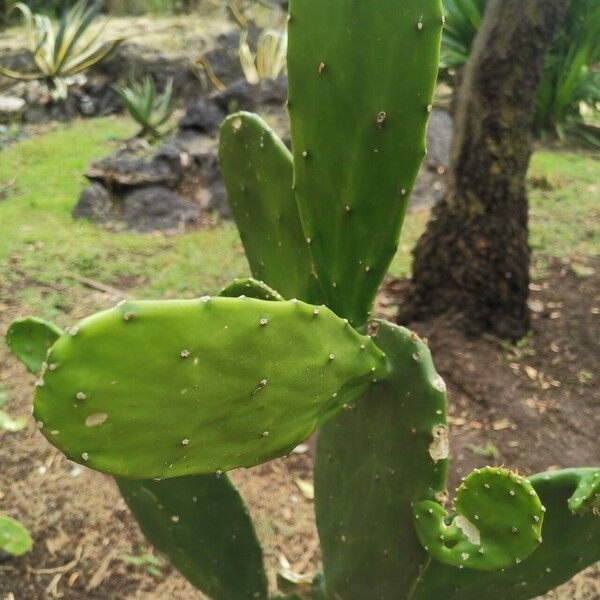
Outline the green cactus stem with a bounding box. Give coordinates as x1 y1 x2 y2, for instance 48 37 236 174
314 321 448 599
220 112 321 303
33 296 388 479
0 515 32 557
288 0 443 325
118 474 268 600
5 317 63 374
413 469 600 599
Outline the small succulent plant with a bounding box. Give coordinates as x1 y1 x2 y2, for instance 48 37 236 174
0 0 123 100
115 77 175 140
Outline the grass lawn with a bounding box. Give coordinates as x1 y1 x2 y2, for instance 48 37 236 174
0 116 598 327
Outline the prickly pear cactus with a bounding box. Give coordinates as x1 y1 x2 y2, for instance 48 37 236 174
5 317 62 374
288 0 444 325
5 1 599 598
414 467 544 570
219 112 321 303
414 469 600 599
314 321 448 599
33 297 388 478
118 474 268 600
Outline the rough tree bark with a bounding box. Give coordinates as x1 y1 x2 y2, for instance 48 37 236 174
402 0 570 341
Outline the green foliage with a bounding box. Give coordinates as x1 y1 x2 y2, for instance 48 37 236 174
4 1 599 599
534 0 600 144
441 0 600 144
440 0 487 69
0 514 32 556
115 77 175 140
0 0 123 99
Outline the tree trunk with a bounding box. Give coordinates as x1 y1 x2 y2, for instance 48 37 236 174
402 0 570 341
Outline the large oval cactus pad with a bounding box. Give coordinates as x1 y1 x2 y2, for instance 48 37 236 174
34 297 388 479
220 112 321 303
118 474 268 600
288 0 443 325
413 469 600 599
314 321 448 599
414 467 544 571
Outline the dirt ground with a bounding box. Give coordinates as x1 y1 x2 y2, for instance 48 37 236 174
0 257 598 599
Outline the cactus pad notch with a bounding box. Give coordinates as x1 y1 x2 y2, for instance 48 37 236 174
414 467 544 571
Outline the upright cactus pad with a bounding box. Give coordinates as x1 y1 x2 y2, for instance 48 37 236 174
33 296 388 479
288 0 443 325
220 112 320 303
118 474 268 600
5 317 63 374
414 467 544 571
314 321 448 599
414 469 600 599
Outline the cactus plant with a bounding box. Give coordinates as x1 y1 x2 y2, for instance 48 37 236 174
5 0 598 598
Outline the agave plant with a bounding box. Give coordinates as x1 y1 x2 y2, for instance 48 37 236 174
238 27 287 85
115 77 175 140
0 0 123 100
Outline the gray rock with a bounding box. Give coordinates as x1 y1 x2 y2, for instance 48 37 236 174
72 183 116 223
123 186 199 232
178 98 226 136
0 96 25 124
86 146 190 189
425 108 453 169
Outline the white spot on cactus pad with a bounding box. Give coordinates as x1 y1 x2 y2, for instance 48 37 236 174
85 413 108 428
429 425 449 461
455 515 481 546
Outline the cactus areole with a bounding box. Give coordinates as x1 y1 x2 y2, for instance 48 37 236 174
5 1 598 599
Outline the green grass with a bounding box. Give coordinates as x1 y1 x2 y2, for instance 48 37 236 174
0 117 248 324
0 117 598 325
528 150 600 258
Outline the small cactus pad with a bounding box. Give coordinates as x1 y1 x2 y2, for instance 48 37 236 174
288 0 443 325
414 467 544 571
118 474 268 600
219 112 321 303
0 514 32 556
567 469 600 514
33 297 388 479
219 278 284 301
413 469 600 599
5 317 63 374
314 321 448 598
